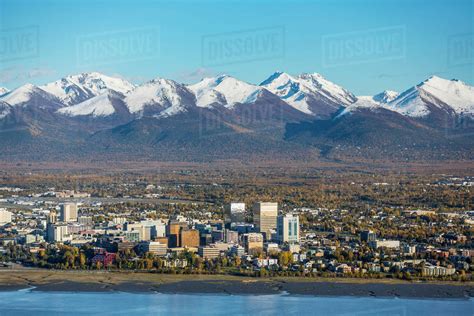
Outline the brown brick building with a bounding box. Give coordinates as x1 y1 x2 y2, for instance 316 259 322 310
180 229 200 248
167 221 188 248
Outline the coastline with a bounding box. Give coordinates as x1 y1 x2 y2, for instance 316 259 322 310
0 270 472 299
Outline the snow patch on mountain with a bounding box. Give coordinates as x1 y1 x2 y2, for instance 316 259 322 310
188 75 263 108
418 76 474 114
336 96 382 118
373 90 399 103
337 90 401 118
260 71 356 115
388 76 474 117
260 72 311 114
298 73 357 106
386 87 430 117
125 78 193 116
57 93 116 117
41 72 134 105
0 84 57 106
1 83 36 105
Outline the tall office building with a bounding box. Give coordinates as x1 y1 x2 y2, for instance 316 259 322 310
224 203 246 225
253 202 278 240
277 214 299 244
47 223 69 242
0 209 13 225
180 228 200 248
59 203 78 222
166 221 188 247
141 220 166 237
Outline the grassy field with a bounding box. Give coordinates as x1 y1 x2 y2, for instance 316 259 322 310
0 269 471 287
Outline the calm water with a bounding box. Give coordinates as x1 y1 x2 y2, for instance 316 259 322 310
0 290 472 315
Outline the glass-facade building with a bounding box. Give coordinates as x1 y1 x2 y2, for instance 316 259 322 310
277 214 299 244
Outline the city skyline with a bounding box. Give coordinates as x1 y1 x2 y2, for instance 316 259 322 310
0 1 472 313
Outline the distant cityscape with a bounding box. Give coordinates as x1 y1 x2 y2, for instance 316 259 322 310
0 187 471 280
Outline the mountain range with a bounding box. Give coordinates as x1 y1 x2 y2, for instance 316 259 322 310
0 71 472 162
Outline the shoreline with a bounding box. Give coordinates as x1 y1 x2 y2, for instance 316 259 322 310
0 270 472 299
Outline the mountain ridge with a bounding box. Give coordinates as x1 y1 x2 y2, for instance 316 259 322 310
0 71 472 162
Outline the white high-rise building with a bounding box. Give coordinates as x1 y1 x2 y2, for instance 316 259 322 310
253 202 278 240
277 214 300 244
124 220 166 241
0 209 13 225
141 220 166 238
124 222 145 240
47 223 69 242
59 203 78 222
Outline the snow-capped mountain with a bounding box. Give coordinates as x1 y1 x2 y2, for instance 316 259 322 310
124 78 196 117
373 90 399 103
41 72 135 106
188 75 263 108
1 84 42 105
0 71 472 162
337 96 381 117
387 76 474 117
57 91 121 117
337 91 398 117
0 87 9 97
298 73 357 105
260 71 356 117
0 84 61 109
2 72 473 123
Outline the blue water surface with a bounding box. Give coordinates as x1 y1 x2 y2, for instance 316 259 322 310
0 290 472 315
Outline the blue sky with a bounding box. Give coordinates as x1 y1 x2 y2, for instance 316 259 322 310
0 0 472 95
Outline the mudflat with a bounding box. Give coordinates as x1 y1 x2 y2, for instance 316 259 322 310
0 270 472 298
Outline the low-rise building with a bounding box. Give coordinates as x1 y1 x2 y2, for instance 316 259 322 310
370 239 400 249
0 209 13 225
198 246 220 259
242 233 264 255
139 241 167 256
422 265 456 276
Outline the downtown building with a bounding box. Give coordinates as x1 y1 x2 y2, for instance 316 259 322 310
139 241 167 256
242 232 264 255
47 223 69 242
253 202 278 240
277 214 300 244
360 230 377 242
224 202 246 226
0 209 13 225
198 246 220 259
59 203 78 222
